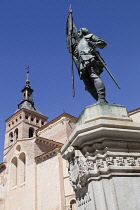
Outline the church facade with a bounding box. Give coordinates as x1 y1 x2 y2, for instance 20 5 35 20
0 74 77 210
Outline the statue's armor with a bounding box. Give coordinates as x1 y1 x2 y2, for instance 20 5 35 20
73 31 107 103
76 34 106 74
77 34 95 61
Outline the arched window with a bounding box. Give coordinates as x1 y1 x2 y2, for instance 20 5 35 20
10 157 17 188
9 132 14 142
16 145 21 152
29 127 34 138
14 128 18 140
70 199 76 210
18 153 26 184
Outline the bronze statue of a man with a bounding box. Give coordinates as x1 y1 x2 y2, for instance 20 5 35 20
66 8 119 102
73 28 107 103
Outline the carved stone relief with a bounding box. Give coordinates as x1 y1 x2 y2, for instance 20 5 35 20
126 157 136 166
65 145 140 191
96 159 104 168
106 157 114 166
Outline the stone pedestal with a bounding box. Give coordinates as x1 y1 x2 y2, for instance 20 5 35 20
61 103 140 210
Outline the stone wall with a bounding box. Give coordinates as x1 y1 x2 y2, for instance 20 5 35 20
0 166 6 210
38 114 76 144
36 152 65 210
3 139 36 210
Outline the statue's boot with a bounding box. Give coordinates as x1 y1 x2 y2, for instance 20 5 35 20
83 77 98 101
89 67 107 103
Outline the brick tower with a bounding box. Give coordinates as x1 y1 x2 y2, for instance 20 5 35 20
4 70 48 154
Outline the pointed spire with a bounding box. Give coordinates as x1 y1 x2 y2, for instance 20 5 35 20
16 66 42 114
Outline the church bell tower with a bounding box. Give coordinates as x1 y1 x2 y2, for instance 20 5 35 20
4 69 48 154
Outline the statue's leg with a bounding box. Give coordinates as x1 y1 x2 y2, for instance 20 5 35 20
88 67 107 103
83 77 98 101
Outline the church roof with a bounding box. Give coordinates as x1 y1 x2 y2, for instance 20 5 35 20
38 112 77 132
35 147 61 164
35 137 63 163
129 107 140 115
35 137 63 147
16 101 42 114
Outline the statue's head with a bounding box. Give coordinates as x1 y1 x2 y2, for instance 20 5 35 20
78 28 89 37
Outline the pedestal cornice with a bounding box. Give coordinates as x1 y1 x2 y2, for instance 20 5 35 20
61 104 140 191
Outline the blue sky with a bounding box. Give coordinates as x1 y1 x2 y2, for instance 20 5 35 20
0 0 140 162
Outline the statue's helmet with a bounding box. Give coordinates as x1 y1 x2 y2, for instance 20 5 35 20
79 28 89 35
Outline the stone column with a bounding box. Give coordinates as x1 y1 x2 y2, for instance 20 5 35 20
61 103 140 210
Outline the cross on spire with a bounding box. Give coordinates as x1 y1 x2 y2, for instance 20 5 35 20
25 65 30 87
